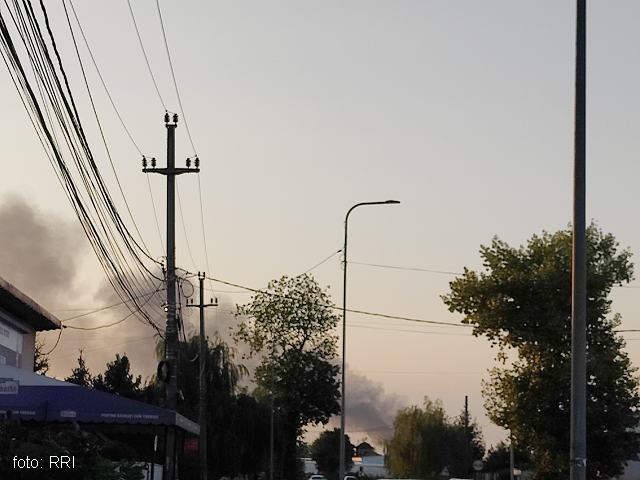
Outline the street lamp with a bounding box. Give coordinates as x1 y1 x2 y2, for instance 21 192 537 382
339 200 400 480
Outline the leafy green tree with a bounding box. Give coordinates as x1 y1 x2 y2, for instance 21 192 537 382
442 224 640 479
385 397 484 479
65 348 92 387
386 401 438 477
311 428 355 480
235 274 341 480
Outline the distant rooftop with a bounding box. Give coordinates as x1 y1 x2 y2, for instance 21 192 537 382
0 275 61 331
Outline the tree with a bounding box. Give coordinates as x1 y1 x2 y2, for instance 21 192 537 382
33 335 50 374
451 408 485 476
442 224 640 479
311 428 355 480
385 397 484 479
65 348 93 387
484 441 532 480
235 274 341 480
0 417 144 480
92 353 143 400
152 331 278 478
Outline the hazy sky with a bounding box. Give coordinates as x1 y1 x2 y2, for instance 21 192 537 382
3 1 640 450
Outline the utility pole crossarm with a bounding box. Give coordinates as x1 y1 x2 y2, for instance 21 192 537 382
143 167 200 175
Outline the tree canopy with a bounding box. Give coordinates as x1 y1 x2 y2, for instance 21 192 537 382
65 350 143 402
442 224 640 479
235 274 341 479
92 353 143 401
310 428 355 480
385 397 484 479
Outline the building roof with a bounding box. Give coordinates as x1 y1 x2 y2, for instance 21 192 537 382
0 275 61 331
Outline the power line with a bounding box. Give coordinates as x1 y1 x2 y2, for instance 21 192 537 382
146 174 165 251
348 324 473 336
175 269 472 329
50 334 157 361
1 0 167 335
64 310 136 330
154 0 197 155
351 260 640 290
299 248 342 276
61 288 165 322
358 370 486 374
197 174 216 300
42 328 63 355
351 261 462 275
66 1 166 260
176 182 198 270
125 0 166 111
67 0 144 156
345 308 472 328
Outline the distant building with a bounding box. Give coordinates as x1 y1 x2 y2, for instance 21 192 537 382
356 442 377 457
0 275 60 371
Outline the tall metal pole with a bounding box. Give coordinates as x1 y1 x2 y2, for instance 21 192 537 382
510 431 515 480
340 200 399 480
464 396 469 472
270 341 275 480
571 1 587 480
143 114 200 480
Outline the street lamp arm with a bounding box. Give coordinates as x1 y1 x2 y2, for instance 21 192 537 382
339 198 399 480
345 200 400 224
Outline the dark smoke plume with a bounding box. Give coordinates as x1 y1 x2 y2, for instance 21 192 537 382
0 194 87 307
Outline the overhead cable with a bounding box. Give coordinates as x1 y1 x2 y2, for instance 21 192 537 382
0 0 165 333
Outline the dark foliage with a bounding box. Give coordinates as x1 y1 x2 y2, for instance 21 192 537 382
310 428 355 480
0 417 143 480
33 335 50 374
92 353 143 401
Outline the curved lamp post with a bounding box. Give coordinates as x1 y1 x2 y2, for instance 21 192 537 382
340 200 400 480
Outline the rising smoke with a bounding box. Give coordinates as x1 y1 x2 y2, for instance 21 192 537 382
0 193 87 308
325 367 408 449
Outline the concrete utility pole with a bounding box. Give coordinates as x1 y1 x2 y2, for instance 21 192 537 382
186 273 217 480
571 2 587 480
143 113 199 480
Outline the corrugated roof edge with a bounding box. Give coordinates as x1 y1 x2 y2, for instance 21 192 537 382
0 275 61 331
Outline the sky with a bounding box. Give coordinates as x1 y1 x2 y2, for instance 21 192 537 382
2 0 640 452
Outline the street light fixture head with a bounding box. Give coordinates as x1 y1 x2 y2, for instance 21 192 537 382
385 200 400 204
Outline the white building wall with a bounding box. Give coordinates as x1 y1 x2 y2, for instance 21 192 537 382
0 312 33 370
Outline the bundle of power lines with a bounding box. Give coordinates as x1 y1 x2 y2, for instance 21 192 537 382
0 0 167 335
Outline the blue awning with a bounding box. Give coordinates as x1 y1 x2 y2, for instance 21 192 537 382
0 365 199 435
